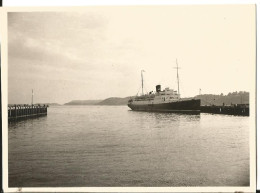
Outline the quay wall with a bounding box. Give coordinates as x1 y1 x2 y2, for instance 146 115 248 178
200 104 249 116
8 105 48 121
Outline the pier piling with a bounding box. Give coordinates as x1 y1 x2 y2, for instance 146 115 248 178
8 104 48 121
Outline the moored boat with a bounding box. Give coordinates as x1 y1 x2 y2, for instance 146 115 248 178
128 61 201 114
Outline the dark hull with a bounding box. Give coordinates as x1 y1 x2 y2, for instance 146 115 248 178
128 99 201 114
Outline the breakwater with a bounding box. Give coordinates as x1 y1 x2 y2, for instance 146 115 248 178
200 104 249 116
8 105 48 121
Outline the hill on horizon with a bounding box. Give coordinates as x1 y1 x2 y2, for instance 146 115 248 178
64 100 102 105
97 97 131 106
63 91 249 106
64 97 132 106
189 91 249 106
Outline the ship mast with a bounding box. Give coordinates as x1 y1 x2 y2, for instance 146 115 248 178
141 70 145 95
174 59 180 95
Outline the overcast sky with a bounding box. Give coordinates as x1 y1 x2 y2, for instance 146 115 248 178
8 5 255 104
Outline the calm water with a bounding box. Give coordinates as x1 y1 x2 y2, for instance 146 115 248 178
8 105 249 187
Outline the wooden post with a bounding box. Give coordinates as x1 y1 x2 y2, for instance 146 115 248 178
8 104 48 121
15 105 17 119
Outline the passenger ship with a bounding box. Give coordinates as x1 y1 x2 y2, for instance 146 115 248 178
127 61 201 113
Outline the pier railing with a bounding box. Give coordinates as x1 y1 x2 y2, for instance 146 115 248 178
8 104 48 121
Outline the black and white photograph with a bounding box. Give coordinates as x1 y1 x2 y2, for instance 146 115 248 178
1 2 256 193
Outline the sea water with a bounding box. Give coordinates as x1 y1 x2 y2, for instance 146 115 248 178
8 105 249 187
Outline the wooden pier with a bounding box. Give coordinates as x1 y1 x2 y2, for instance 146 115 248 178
8 104 48 121
200 104 249 116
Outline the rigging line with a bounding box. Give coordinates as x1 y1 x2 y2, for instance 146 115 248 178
143 77 152 95
141 70 145 96
175 59 180 95
143 80 149 94
144 86 148 95
135 85 142 96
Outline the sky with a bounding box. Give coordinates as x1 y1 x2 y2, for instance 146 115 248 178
8 5 255 104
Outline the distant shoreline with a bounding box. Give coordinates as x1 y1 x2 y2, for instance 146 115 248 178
63 91 249 106
9 91 249 106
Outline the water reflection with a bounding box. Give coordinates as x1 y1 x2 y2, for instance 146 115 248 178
8 116 48 131
128 110 201 122
8 106 249 187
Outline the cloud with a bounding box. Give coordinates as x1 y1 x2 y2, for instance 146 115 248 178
7 6 255 104
8 12 108 67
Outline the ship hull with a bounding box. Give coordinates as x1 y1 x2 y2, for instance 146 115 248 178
128 99 201 114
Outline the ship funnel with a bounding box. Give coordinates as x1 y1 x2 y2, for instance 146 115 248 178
156 85 161 92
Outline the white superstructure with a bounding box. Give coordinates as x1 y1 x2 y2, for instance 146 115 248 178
129 85 181 105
